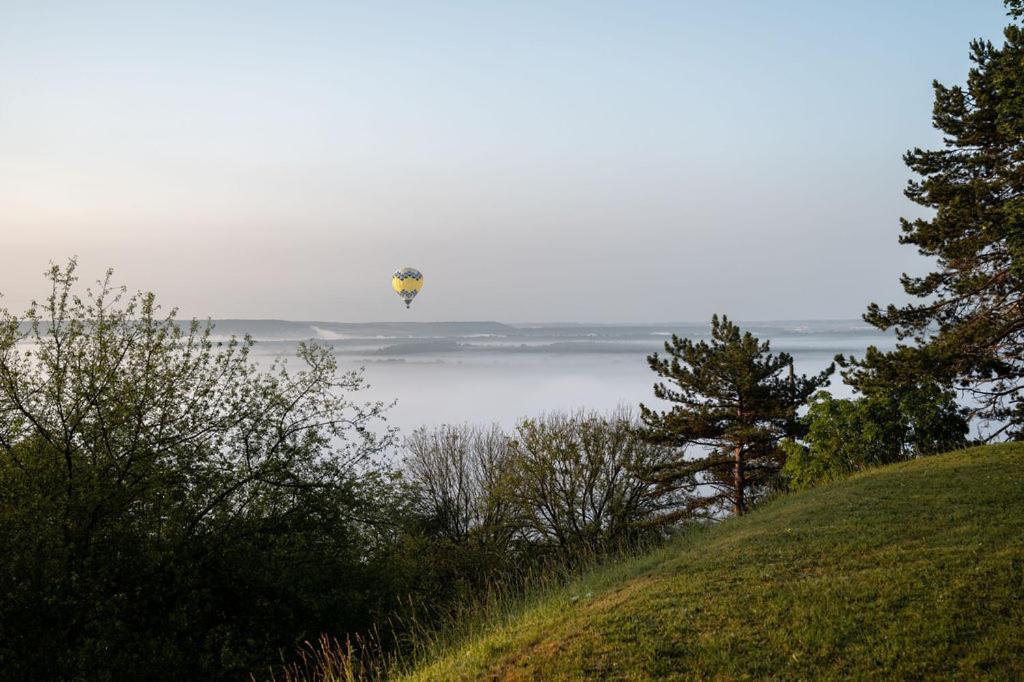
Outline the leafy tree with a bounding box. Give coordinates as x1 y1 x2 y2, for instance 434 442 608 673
404 423 515 547
0 261 395 679
399 423 519 599
842 3 1024 440
782 386 968 491
639 315 832 516
397 413 686 614
504 409 684 555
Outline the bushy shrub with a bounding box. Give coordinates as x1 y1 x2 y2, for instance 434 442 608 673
783 387 968 491
506 409 685 555
0 263 397 679
404 423 515 547
399 423 519 602
401 410 688 576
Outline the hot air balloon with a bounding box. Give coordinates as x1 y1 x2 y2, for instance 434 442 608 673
392 267 424 309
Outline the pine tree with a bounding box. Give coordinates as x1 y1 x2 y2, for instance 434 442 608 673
841 3 1024 440
639 315 832 516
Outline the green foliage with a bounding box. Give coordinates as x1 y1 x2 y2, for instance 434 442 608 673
404 423 515 548
846 6 1024 439
402 444 1024 680
0 262 397 679
640 315 832 515
399 423 520 605
782 386 968 491
505 410 686 554
401 412 686 573
781 392 905 490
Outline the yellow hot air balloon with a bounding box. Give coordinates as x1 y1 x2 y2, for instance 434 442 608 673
392 267 424 309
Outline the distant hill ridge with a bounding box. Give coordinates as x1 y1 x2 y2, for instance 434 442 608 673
197 320 518 340
14 319 876 339
193 319 876 340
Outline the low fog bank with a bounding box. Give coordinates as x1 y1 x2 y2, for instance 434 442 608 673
223 320 895 433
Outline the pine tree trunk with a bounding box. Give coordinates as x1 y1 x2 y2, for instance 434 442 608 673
734 445 744 515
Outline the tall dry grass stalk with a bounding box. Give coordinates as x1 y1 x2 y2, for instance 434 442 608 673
262 536 667 681
264 633 381 682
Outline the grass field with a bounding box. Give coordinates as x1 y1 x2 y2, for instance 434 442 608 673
400 444 1024 680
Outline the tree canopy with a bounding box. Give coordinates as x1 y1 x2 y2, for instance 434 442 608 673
639 315 832 516
0 261 396 678
843 5 1024 439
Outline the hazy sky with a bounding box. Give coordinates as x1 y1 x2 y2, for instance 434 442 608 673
0 1 1011 322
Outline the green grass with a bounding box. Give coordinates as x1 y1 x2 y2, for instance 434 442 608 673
400 444 1024 680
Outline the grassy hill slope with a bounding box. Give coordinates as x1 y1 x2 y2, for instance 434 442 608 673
403 444 1024 680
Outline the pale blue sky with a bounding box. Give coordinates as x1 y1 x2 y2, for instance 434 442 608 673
0 1 1011 321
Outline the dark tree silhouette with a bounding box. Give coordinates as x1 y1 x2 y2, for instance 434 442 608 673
639 315 832 516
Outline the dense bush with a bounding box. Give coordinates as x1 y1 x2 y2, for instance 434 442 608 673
400 411 687 584
0 263 400 679
398 423 520 604
505 410 685 554
782 386 968 490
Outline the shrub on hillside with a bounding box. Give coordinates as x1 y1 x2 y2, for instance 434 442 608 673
504 409 686 555
783 387 968 490
402 411 687 569
399 423 520 601
0 262 398 679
